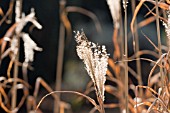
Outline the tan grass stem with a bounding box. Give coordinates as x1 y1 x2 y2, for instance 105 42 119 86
54 1 66 112
123 0 129 112
155 0 164 87
131 0 143 97
11 0 22 110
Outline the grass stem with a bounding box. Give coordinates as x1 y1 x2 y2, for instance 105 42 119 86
124 0 129 113
131 0 143 97
54 1 66 113
11 0 22 110
155 0 163 87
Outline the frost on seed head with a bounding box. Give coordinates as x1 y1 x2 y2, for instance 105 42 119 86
163 14 170 40
106 0 121 28
22 33 42 63
74 30 109 101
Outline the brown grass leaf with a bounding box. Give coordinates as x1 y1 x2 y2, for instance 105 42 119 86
103 103 120 108
36 91 100 112
105 85 118 94
0 8 4 16
145 0 169 10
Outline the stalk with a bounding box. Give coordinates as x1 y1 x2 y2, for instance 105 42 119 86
155 0 163 86
162 0 170 82
97 97 105 113
54 0 66 113
120 8 124 61
123 0 129 113
119 5 126 112
11 0 22 110
131 0 143 97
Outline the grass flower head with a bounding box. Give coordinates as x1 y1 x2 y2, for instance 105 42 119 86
75 30 108 101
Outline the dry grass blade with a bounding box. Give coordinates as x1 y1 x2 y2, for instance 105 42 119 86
66 6 102 33
143 3 167 22
32 77 70 112
7 59 14 78
134 101 152 108
0 93 17 113
0 23 17 55
148 53 167 86
127 66 138 79
0 0 14 25
0 86 8 104
8 84 29 110
86 81 94 91
129 9 166 39
150 73 160 86
141 31 160 52
0 8 4 16
34 77 58 99
155 0 163 88
89 107 97 113
113 28 120 60
108 58 115 69
146 98 158 113
84 83 95 95
55 1 65 112
104 84 124 105
3 78 30 88
104 103 120 108
0 86 25 113
75 81 95 102
123 0 129 112
131 0 145 35
116 57 159 66
17 88 29 109
144 2 157 17
76 86 95 103
106 73 124 89
1 48 11 60
36 91 100 112
60 6 72 42
128 50 159 59
105 85 118 94
89 103 120 113
138 15 156 28
145 0 169 10
136 85 170 112
108 58 120 77
131 0 168 36
85 84 94 93
108 58 121 79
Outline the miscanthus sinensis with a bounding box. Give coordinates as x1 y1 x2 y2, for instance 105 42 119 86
123 0 128 9
106 0 121 28
21 33 42 63
163 13 170 41
4 9 42 64
75 31 108 101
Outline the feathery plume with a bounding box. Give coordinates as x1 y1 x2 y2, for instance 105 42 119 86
10 36 19 56
123 0 129 10
106 0 121 28
75 30 108 101
15 8 42 35
163 13 170 40
21 33 42 63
